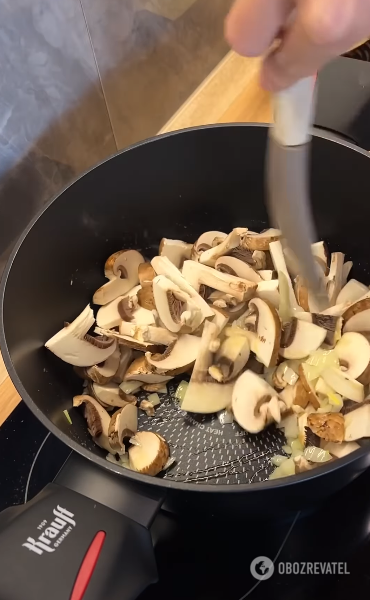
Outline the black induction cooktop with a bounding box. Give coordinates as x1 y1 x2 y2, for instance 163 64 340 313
1 400 370 600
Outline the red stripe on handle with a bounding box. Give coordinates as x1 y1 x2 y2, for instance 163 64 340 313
70 531 106 600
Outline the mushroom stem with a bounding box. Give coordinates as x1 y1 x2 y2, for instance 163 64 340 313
182 260 257 303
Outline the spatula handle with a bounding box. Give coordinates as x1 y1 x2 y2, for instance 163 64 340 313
272 75 316 147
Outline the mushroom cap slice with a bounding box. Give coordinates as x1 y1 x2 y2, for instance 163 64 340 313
138 262 156 287
242 228 281 251
321 367 365 403
249 298 281 368
344 403 370 441
326 252 345 307
119 321 177 346
181 320 233 413
199 228 247 267
129 431 170 476
76 345 121 385
232 370 285 434
209 334 250 382
343 297 370 333
73 394 113 452
215 256 262 282
296 312 342 347
109 404 138 451
152 275 189 333
94 325 163 353
112 347 133 384
307 412 345 443
45 305 117 367
269 240 300 311
92 382 130 408
256 280 280 308
159 238 192 269
191 230 227 260
151 255 214 319
335 332 370 382
145 334 201 372
182 260 257 303
96 295 125 329
124 356 173 383
337 279 368 306
279 318 326 360
137 285 156 310
93 250 144 305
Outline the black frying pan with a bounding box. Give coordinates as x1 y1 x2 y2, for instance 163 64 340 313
1 124 370 599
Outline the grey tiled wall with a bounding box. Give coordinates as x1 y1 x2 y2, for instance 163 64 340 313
0 0 231 272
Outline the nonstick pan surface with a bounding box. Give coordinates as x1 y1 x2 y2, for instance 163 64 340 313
2 124 370 495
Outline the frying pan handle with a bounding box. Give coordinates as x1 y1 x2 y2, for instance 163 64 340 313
0 470 164 599
272 75 316 147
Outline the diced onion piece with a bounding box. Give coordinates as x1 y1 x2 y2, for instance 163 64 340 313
175 380 189 402
278 270 292 323
282 445 293 455
304 446 332 463
147 393 160 407
282 366 299 386
277 413 299 439
291 439 304 453
305 349 339 380
119 381 142 395
217 409 234 425
279 457 295 476
63 409 72 425
271 455 289 466
321 367 364 403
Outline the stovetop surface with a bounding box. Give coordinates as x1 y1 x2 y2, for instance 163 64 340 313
1 400 370 600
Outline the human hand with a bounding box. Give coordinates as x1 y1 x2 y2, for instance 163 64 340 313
225 0 370 91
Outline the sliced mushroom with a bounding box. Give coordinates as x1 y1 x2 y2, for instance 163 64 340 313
295 312 342 348
269 240 300 311
279 318 326 360
311 241 329 275
145 334 201 374
343 296 370 333
335 332 370 381
298 364 320 409
208 335 250 383
152 275 191 332
96 295 125 329
182 260 257 303
342 261 353 282
151 255 214 319
73 394 113 452
139 400 155 417
322 367 365 403
291 378 310 409
294 276 321 312
322 440 360 457
159 238 192 268
344 403 370 441
252 250 267 270
129 431 170 476
241 228 281 251
91 382 130 408
259 270 277 281
256 280 280 308
137 284 156 310
112 347 133 384
124 356 173 383
75 345 121 385
337 279 368 306
93 250 144 305
307 412 344 442
212 306 230 333
249 298 281 368
181 320 233 413
191 231 227 261
119 321 177 346
199 228 247 267
94 325 162 353
208 290 239 308
138 262 156 287
326 252 345 306
215 256 262 282
108 404 138 451
45 305 117 367
232 370 287 433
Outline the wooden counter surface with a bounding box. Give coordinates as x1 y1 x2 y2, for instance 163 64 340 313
0 51 271 425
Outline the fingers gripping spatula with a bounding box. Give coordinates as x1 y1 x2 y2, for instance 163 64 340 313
266 76 329 310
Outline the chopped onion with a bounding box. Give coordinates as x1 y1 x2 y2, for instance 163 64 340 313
278 270 292 323
147 393 160 407
63 409 72 425
271 455 288 466
119 381 142 395
291 439 304 454
106 453 131 468
305 349 339 381
175 380 189 403
282 445 292 455
282 366 299 386
157 385 168 394
217 409 234 425
269 457 295 479
277 413 299 439
304 446 332 463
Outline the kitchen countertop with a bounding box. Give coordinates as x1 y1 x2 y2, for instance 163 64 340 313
0 51 270 426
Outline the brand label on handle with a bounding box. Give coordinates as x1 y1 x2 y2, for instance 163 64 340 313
22 505 76 555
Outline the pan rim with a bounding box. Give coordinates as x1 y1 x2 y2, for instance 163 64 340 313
1 122 370 493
